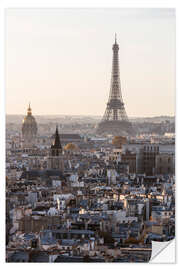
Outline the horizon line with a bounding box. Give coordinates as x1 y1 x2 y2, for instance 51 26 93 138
6 113 175 118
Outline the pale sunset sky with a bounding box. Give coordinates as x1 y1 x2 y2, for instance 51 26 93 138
6 8 175 117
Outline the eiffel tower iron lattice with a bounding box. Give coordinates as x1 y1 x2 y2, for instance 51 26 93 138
96 35 134 136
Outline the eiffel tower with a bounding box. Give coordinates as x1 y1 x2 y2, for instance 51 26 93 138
97 35 134 136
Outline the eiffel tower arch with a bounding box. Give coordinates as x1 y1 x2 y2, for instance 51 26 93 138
96 35 134 136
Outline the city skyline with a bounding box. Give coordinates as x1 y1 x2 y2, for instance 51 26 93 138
6 8 175 117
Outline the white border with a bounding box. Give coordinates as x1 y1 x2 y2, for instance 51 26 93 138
0 0 179 268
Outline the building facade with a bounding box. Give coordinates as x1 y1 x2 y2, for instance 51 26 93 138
155 153 175 175
121 150 136 174
137 145 159 176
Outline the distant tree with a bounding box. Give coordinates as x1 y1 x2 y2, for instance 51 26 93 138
125 237 139 244
64 143 79 151
112 136 127 148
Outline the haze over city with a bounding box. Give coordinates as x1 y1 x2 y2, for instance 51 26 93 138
6 8 175 117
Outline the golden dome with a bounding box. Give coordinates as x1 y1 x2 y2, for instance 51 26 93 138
22 103 37 135
64 143 79 151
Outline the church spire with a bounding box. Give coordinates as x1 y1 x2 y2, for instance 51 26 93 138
51 125 62 151
48 125 64 171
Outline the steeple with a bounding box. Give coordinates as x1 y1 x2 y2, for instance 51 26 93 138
51 125 62 153
48 125 64 171
115 33 117 44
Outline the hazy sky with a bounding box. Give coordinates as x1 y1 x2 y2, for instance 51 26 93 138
6 8 175 117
